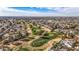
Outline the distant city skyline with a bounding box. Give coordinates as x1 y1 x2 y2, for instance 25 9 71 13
0 7 79 16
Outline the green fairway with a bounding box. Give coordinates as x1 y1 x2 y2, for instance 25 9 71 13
31 32 59 47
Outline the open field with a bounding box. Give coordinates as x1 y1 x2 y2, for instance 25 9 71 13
0 16 79 51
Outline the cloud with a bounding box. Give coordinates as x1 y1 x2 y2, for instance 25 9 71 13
46 7 79 16
58 8 79 16
0 7 60 16
0 7 79 16
0 7 44 16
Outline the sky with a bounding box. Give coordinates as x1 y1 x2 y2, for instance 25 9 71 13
0 7 79 16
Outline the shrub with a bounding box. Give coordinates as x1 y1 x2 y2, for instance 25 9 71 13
19 48 30 51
